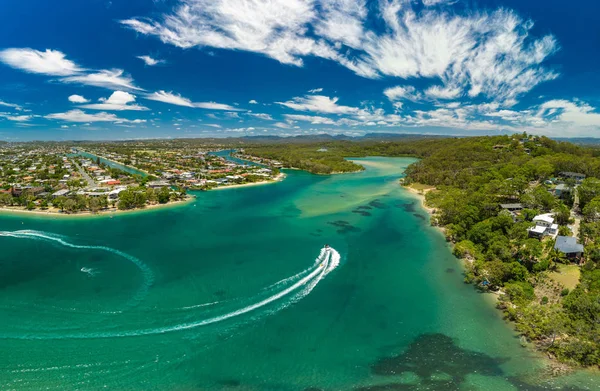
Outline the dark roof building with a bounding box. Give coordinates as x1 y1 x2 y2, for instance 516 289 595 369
554 236 584 258
559 172 586 180
500 203 524 211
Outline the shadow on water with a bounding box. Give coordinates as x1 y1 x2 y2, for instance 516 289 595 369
412 213 426 221
359 334 506 391
369 200 387 209
394 202 416 213
355 333 589 391
327 220 362 235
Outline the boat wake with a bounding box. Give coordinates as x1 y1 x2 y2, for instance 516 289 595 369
0 229 341 340
0 230 154 306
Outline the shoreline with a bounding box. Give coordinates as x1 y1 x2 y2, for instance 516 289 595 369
400 182 579 374
212 173 286 190
0 196 195 219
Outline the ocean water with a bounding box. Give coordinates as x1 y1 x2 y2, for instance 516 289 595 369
0 157 597 390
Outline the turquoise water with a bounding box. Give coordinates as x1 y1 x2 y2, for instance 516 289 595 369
211 149 263 166
0 157 597 390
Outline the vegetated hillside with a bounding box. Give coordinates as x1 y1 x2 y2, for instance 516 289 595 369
402 134 600 367
241 137 460 174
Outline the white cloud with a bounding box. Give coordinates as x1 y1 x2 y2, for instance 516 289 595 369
285 114 337 125
0 100 23 111
122 0 558 103
0 113 33 122
384 85 421 102
424 85 461 100
195 102 241 111
248 112 273 120
45 109 143 123
538 100 600 127
137 55 165 66
146 90 194 107
68 94 89 103
79 91 148 111
422 0 455 6
0 48 83 76
61 69 142 91
274 122 292 129
308 88 323 93
145 90 241 110
249 99 258 104
277 95 358 114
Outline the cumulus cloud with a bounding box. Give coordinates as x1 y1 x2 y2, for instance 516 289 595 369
45 110 119 122
145 90 240 110
277 95 358 114
45 109 145 123
68 94 89 103
121 0 558 104
137 55 165 66
308 88 323 93
537 100 600 127
0 48 83 76
79 91 148 111
248 99 258 104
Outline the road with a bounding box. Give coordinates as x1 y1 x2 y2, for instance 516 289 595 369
71 159 96 188
570 190 581 239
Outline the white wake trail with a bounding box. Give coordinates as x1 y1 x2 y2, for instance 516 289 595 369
0 230 154 304
0 243 340 340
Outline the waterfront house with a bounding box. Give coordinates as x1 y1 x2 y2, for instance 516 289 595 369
52 189 70 198
554 236 584 259
147 180 171 189
108 187 126 200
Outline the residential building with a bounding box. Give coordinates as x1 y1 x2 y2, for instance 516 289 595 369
554 236 584 259
528 213 559 239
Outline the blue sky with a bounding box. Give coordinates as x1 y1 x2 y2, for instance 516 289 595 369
0 0 599 140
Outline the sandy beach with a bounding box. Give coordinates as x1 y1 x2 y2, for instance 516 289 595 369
213 173 286 191
0 196 195 219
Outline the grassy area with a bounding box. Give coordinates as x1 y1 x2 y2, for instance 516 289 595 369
548 264 581 290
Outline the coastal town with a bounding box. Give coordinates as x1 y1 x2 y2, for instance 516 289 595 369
0 142 283 215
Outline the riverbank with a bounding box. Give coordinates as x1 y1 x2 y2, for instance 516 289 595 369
75 149 151 176
400 182 587 373
0 196 195 219
212 173 286 190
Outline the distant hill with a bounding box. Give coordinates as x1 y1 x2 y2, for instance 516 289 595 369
556 137 600 146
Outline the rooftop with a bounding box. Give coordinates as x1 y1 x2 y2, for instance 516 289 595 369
555 236 584 254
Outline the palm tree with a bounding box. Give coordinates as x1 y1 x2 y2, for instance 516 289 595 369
548 248 567 266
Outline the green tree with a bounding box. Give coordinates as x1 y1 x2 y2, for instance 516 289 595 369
578 178 600 210
582 196 600 222
62 198 77 213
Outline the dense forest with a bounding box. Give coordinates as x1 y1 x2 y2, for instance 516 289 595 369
404 135 600 367
247 134 600 367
